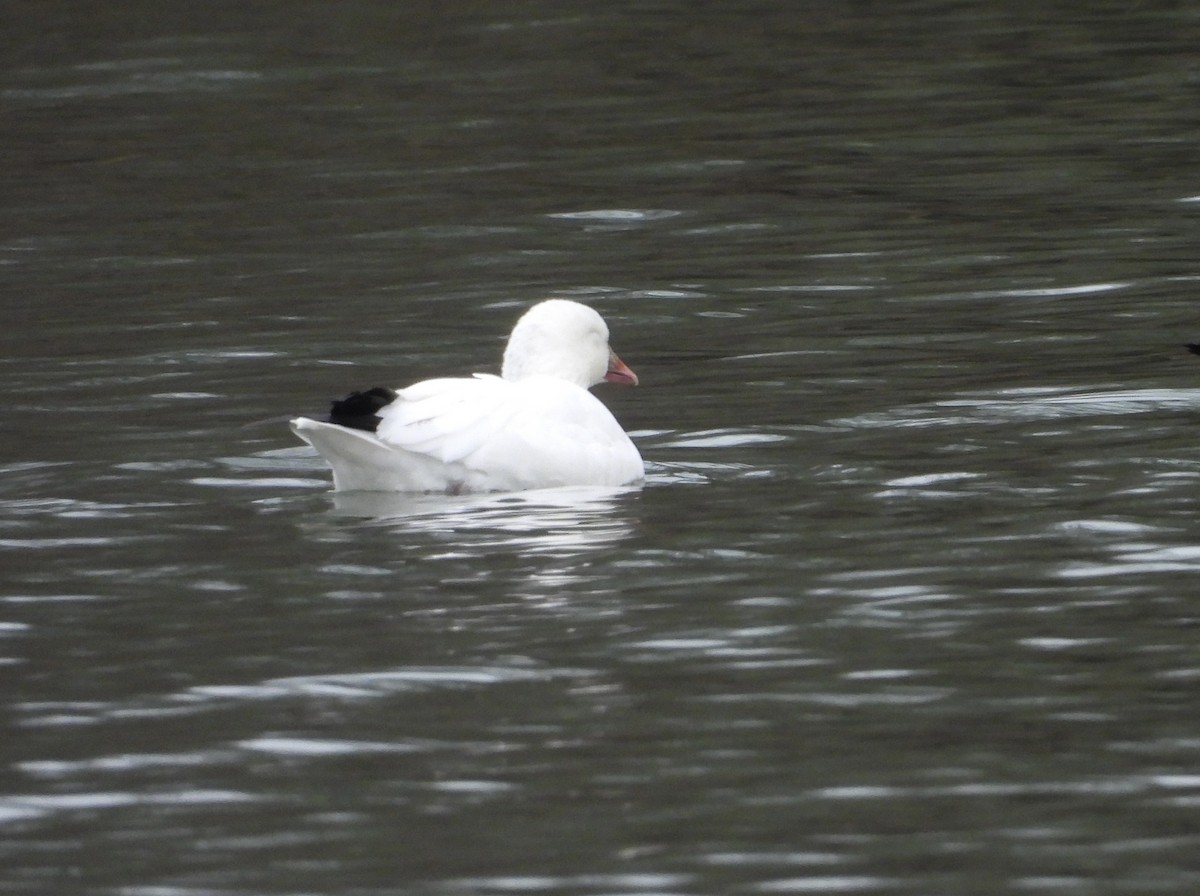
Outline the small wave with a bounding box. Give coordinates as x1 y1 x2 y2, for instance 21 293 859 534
835 386 1200 430
660 428 790 449
548 208 682 222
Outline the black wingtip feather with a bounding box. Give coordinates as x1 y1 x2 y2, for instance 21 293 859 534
1187 344 1200 356
327 387 397 432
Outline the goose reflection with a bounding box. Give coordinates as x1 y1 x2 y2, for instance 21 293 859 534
328 484 640 559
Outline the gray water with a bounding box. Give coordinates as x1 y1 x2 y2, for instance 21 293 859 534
4 2 1200 894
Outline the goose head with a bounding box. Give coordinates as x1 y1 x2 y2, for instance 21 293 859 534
501 299 638 389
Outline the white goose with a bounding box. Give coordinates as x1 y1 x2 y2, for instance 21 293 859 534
291 299 644 493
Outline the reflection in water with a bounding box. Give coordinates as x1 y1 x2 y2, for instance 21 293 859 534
330 484 641 558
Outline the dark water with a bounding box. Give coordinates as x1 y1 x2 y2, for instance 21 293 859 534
4 2 1200 893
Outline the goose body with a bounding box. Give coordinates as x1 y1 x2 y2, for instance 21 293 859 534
291 300 644 493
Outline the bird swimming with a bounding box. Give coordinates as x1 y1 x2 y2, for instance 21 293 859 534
291 299 644 493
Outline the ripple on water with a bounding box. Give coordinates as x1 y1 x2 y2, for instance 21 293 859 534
0 789 257 826
0 497 174 552
18 750 235 778
834 386 1200 429
754 876 899 893
660 428 791 449
3 69 264 102
235 737 426 757
188 476 326 489
1058 543 1200 578
14 661 596 730
445 873 696 894
547 208 684 223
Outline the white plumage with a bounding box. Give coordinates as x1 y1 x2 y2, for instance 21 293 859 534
291 300 644 493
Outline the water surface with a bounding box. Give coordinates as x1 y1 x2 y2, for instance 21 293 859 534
4 2 1200 894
